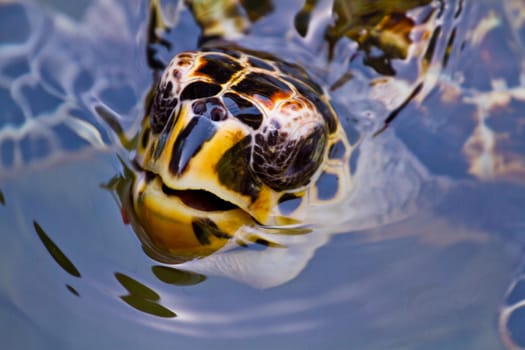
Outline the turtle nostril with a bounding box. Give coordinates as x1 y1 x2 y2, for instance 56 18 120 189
192 98 228 121
192 100 207 114
210 106 227 121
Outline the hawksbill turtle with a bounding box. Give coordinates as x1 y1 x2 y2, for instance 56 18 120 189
0 0 524 348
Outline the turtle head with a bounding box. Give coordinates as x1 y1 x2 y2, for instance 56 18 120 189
131 49 341 258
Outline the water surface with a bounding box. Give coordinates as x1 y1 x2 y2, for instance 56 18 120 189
1 1 524 349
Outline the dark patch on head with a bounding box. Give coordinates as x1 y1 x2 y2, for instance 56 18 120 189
151 82 179 134
252 125 327 191
267 128 279 146
275 61 323 94
169 117 216 175
247 56 275 71
164 81 173 96
153 127 172 160
141 127 150 149
196 54 242 84
223 92 263 129
284 76 337 133
278 193 302 215
180 81 222 100
145 171 156 184
232 72 292 105
192 218 232 245
216 135 260 202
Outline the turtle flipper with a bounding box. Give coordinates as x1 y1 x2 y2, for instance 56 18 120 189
499 263 525 349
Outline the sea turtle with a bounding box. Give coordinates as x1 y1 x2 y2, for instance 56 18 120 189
0 0 524 349
123 0 354 261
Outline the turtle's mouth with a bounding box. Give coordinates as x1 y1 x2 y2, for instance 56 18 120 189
160 184 238 212
128 167 257 260
137 164 242 214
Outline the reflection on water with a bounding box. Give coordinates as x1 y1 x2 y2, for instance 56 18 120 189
33 221 81 278
152 265 206 286
32 221 82 297
0 0 525 349
32 212 207 316
115 272 176 318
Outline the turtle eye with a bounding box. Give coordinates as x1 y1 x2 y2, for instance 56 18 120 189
288 126 326 178
150 81 179 133
251 125 327 191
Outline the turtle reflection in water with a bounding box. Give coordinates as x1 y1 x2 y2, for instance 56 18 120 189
1 0 525 348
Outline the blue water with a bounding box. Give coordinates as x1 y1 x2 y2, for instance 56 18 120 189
1 1 524 349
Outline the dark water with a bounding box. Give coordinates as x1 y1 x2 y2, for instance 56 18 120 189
1 1 525 349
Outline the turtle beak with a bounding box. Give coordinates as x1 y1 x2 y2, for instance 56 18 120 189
130 170 255 260
130 102 283 260
140 102 281 224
